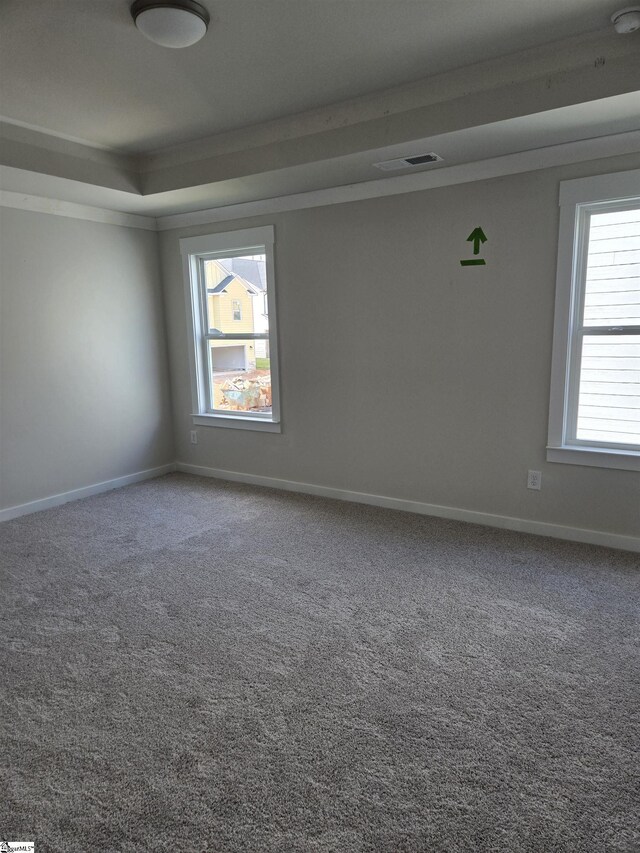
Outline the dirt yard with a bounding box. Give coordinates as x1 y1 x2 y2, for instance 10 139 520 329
212 369 272 411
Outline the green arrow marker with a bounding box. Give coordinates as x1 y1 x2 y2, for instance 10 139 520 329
466 227 487 255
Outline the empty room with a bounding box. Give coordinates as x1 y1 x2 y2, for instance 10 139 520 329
1 1 639 851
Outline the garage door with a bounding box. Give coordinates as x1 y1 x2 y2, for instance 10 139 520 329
211 345 246 371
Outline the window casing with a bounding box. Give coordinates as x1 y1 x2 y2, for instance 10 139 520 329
548 170 640 470
180 226 281 432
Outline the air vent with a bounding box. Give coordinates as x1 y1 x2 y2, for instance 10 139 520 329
373 152 443 172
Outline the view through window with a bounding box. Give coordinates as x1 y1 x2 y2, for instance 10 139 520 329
575 205 640 448
203 253 272 415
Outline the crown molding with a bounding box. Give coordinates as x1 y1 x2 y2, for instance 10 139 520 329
155 129 640 231
0 115 128 155
2 130 639 232
0 191 157 231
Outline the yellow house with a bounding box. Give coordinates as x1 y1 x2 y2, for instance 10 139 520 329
204 259 261 372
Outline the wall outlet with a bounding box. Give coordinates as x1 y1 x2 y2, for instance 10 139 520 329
190 430 198 445
527 470 542 490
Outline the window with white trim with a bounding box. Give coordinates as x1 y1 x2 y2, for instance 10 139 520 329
548 170 640 470
180 226 281 432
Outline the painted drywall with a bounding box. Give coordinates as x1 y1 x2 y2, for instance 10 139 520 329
160 153 640 540
0 207 174 510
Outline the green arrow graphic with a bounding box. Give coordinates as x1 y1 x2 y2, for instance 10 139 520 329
466 227 487 255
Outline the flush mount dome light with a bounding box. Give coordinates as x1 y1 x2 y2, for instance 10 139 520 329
611 6 640 33
131 0 209 48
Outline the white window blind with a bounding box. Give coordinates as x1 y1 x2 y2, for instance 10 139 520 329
576 207 640 447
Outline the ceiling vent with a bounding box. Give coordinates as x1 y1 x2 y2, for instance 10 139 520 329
373 152 443 171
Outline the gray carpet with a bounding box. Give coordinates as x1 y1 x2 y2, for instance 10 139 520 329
1 473 638 853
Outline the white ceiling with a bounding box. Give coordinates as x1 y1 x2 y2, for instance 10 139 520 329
0 0 630 153
0 0 639 216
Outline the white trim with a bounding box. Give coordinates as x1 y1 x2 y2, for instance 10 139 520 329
0 463 176 523
175 462 640 554
559 168 640 206
547 446 640 471
182 250 206 419
156 130 640 231
0 191 157 231
3 458 635 550
180 226 274 255
192 413 281 432
547 201 577 450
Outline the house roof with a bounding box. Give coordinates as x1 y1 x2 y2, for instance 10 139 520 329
207 272 262 296
227 258 266 291
208 274 235 294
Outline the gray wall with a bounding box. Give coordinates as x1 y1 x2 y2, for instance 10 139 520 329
0 208 174 510
160 154 640 539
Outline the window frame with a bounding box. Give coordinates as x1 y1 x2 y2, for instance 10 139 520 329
180 225 281 433
547 169 640 471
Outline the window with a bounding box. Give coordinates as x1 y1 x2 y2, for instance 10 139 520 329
548 169 640 470
180 226 281 432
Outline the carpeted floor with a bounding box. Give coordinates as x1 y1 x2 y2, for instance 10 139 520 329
1 473 638 853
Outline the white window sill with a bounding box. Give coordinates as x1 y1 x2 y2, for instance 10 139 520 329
547 445 640 471
192 413 281 433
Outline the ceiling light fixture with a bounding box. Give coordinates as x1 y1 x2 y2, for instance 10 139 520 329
611 6 640 33
130 0 210 48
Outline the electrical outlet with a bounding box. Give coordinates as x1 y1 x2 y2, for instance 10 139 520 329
190 430 198 445
527 470 542 490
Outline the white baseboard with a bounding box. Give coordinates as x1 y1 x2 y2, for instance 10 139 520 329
0 463 176 523
176 462 640 554
3 460 636 553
